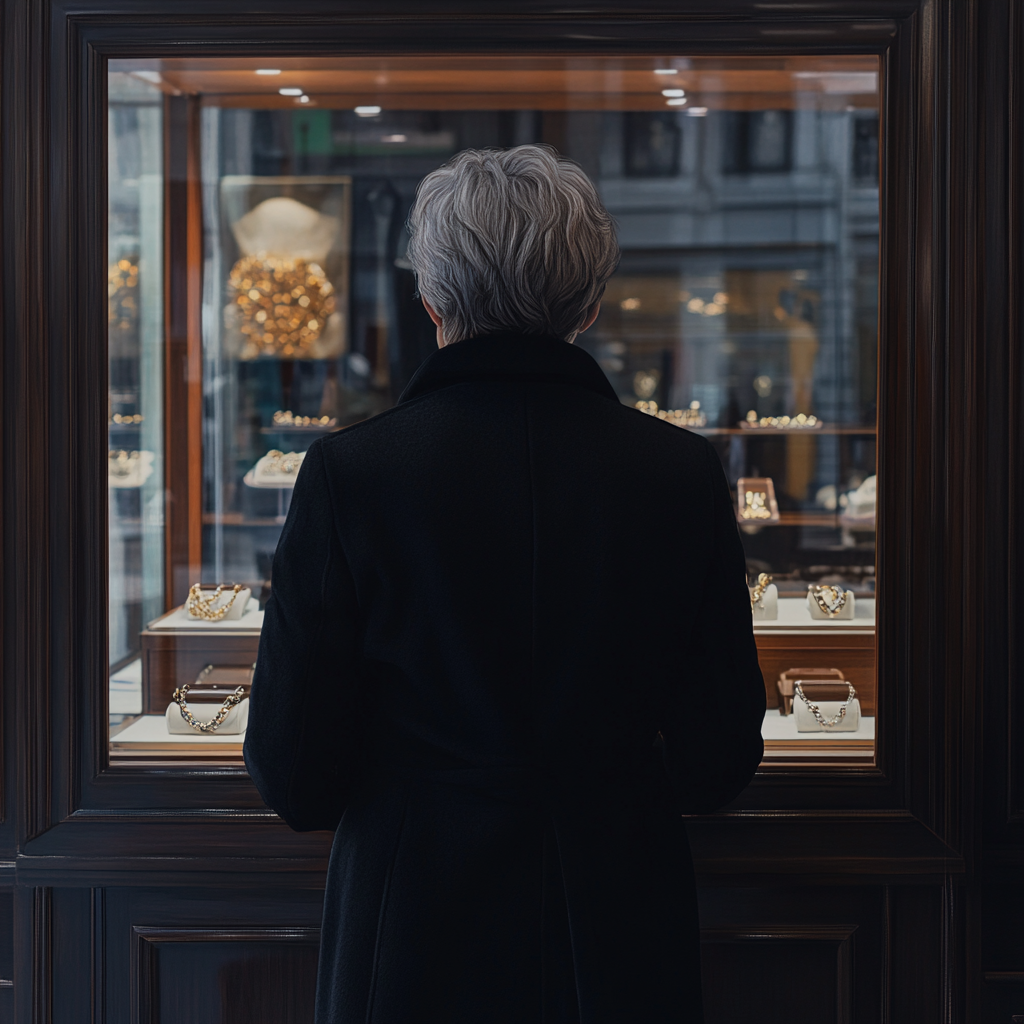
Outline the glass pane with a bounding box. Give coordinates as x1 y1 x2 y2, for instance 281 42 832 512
108 56 879 768
108 72 164 745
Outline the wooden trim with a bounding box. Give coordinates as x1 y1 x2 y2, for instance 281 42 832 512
163 94 203 611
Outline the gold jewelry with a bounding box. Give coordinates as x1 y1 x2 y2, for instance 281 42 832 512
264 449 304 474
186 583 244 621
108 449 141 478
229 255 336 359
635 399 708 428
111 413 144 425
272 410 336 428
794 680 857 728
749 573 772 610
172 683 246 733
809 583 848 617
741 410 820 429
740 490 772 520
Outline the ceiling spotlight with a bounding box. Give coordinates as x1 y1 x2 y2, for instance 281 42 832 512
298 95 311 104
279 87 303 96
355 105 382 117
654 68 678 75
661 88 685 98
256 69 282 75
666 97 688 107
686 106 708 117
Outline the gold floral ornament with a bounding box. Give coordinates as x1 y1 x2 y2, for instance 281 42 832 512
229 254 336 359
108 258 139 331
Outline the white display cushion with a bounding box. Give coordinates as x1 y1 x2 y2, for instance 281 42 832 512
148 600 264 631
761 709 874 742
244 450 306 489
795 696 862 733
111 713 244 750
750 583 778 620
186 586 252 621
166 697 249 735
807 589 856 620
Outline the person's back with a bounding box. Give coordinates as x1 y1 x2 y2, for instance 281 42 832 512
245 145 765 1024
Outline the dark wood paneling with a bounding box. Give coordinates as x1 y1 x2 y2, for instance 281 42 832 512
702 928 854 1024
134 928 319 1024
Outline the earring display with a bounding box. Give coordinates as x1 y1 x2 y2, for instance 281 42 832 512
108 449 155 488
244 449 307 488
736 477 780 522
749 573 778 619
807 584 855 619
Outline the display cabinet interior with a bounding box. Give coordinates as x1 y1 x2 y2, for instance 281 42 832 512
106 54 881 773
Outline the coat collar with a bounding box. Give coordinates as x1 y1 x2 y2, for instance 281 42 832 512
397 331 620 405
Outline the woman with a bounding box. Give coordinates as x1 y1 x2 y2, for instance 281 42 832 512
244 145 765 1024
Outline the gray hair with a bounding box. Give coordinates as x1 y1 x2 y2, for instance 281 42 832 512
407 144 620 344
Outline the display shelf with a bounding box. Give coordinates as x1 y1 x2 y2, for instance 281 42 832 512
694 425 877 436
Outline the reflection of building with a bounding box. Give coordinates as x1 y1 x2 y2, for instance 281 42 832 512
196 102 880 587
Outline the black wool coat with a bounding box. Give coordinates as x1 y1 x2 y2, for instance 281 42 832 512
244 333 766 1024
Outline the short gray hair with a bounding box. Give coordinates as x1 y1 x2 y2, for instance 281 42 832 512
407 145 620 344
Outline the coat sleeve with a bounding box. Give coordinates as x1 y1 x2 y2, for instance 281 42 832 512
243 438 363 832
658 440 766 814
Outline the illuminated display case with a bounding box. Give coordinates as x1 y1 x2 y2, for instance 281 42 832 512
107 55 880 767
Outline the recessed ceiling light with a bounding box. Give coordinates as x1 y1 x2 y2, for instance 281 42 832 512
666 97 688 106
662 88 685 98
654 68 678 75
298 95 311 104
279 87 303 96
686 106 708 117
355 105 382 117
256 69 282 75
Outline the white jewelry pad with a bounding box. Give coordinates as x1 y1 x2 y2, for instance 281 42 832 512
795 697 862 733
166 697 249 735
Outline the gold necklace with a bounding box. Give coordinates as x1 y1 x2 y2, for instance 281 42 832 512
809 584 847 617
172 683 246 733
186 583 244 621
750 573 773 610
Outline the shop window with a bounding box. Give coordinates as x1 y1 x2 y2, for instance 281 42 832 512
107 56 880 768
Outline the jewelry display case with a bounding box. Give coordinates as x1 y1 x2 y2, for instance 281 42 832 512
107 55 880 767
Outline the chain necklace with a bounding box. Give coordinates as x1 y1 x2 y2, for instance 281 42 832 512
809 584 848 617
794 681 857 729
186 583 244 621
172 683 247 733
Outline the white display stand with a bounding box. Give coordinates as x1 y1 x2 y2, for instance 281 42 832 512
111 713 245 752
147 600 264 631
761 708 875 741
750 583 778 620
754 596 874 632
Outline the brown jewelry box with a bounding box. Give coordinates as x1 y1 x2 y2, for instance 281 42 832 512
776 667 846 716
140 617 260 714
